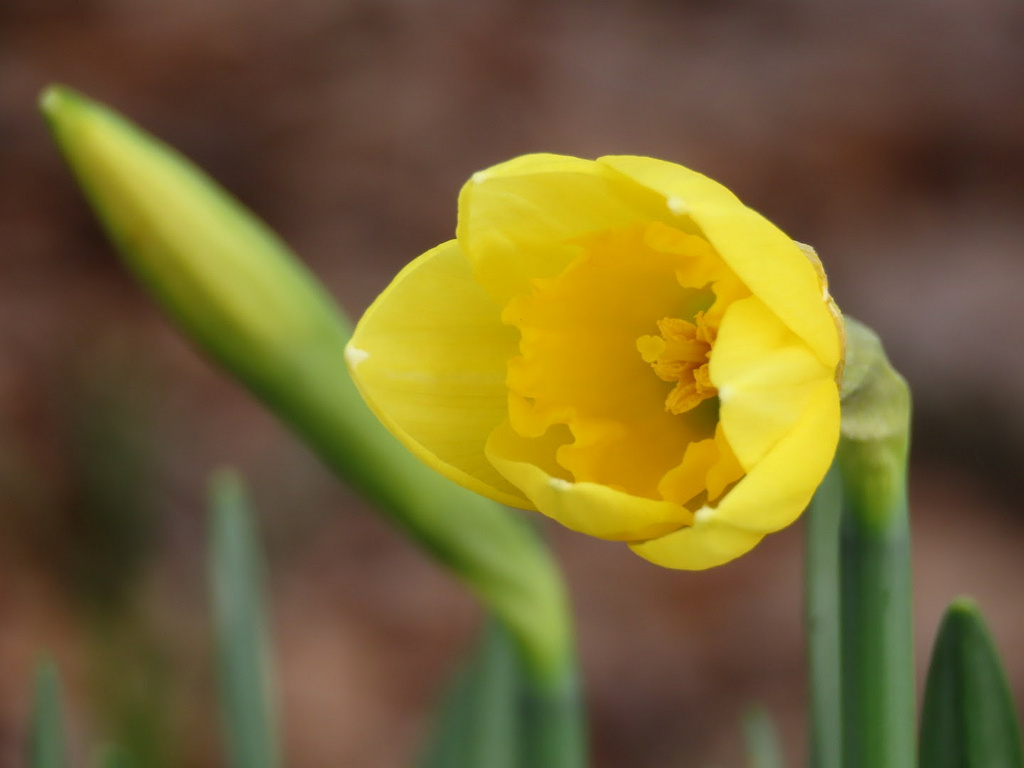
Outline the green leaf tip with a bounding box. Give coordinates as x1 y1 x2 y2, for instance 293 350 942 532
39 84 71 118
209 467 245 507
920 598 1024 768
742 705 785 768
947 595 979 615
39 84 96 119
41 84 354 376
419 619 522 768
40 85 124 156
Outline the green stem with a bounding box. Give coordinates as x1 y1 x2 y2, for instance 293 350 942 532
805 464 843 768
838 437 914 768
834 319 915 768
520 659 587 768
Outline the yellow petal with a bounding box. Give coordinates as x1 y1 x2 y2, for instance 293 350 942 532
628 516 765 570
597 155 841 371
629 372 838 569
656 423 745 508
710 296 834 469
502 224 715 498
457 154 668 305
486 420 691 541
346 240 528 507
704 376 839 532
706 423 745 501
656 436 719 507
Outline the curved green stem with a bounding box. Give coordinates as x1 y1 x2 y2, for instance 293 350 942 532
40 85 575 691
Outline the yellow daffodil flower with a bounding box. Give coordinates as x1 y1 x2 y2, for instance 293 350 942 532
346 154 844 569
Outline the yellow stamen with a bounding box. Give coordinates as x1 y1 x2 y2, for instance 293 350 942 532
637 311 718 414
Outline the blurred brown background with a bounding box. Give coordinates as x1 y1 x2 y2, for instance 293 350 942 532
2 0 1024 765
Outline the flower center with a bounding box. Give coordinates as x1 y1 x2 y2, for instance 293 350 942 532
637 311 718 415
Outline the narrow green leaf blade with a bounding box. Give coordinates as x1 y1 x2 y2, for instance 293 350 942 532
742 706 785 768
93 745 136 768
420 617 585 768
804 463 842 768
420 619 522 768
29 660 66 768
208 470 280 768
920 598 1024 768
